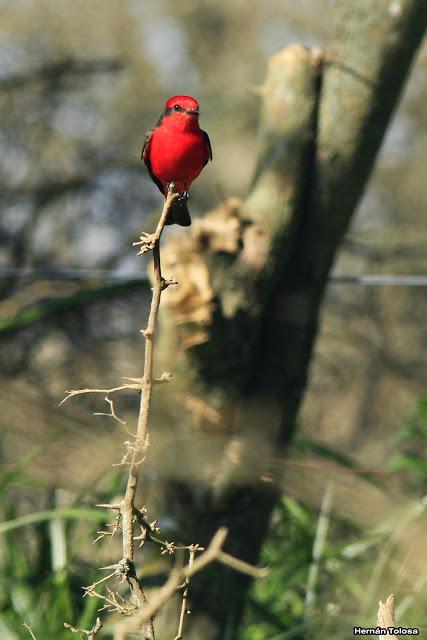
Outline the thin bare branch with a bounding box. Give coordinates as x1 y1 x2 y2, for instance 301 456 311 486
60 383 141 405
83 569 118 593
114 527 267 639
94 395 127 427
119 185 179 639
23 624 38 640
64 617 102 639
93 511 121 544
174 547 195 640
217 551 269 579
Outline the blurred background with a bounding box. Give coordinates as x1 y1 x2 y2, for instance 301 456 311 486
0 1 426 639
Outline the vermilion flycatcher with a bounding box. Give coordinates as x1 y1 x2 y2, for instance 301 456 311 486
142 95 212 226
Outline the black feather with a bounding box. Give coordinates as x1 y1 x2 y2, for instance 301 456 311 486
202 130 213 165
141 129 165 195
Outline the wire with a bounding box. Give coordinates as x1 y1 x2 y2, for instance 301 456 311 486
0 267 427 287
330 274 427 287
0 267 147 283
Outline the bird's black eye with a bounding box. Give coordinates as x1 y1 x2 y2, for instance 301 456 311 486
174 104 182 111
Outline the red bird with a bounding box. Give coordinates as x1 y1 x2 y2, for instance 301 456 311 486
142 95 212 226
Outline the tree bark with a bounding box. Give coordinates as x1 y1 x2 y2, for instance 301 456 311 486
155 2 427 638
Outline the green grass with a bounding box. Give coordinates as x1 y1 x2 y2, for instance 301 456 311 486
2 398 426 639
239 398 427 640
0 454 125 639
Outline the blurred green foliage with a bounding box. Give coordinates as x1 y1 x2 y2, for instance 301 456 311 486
240 496 366 640
0 455 116 639
239 399 427 640
389 397 427 491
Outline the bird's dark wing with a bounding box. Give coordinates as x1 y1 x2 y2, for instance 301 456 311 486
141 129 164 195
141 128 152 163
202 130 212 166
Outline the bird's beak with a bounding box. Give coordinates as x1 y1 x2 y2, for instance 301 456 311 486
186 108 200 116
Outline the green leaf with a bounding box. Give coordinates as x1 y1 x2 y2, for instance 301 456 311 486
293 434 384 489
281 497 312 530
0 507 106 534
0 447 43 495
388 453 427 476
0 279 149 336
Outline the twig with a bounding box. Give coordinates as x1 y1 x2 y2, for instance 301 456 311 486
60 383 141 405
64 617 102 639
93 511 121 544
217 550 269 579
132 190 177 255
114 528 267 639
83 570 118 593
132 506 203 553
60 372 173 405
94 395 127 427
174 547 195 640
119 185 179 639
23 624 38 640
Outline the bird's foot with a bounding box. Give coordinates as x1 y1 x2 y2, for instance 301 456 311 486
174 191 188 207
133 231 156 255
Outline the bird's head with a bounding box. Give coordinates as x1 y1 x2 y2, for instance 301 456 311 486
164 95 200 119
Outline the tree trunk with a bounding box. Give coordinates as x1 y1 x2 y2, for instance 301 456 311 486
155 2 427 638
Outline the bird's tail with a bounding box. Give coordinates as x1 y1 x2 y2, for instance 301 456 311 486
166 193 191 227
